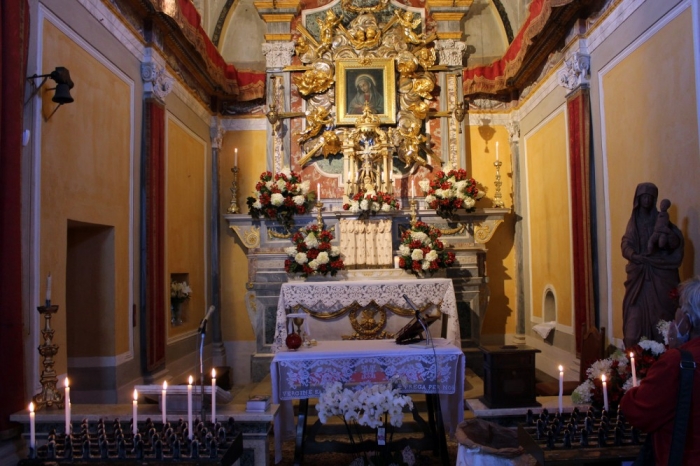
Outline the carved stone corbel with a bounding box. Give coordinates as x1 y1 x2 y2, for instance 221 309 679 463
141 51 174 101
557 51 590 90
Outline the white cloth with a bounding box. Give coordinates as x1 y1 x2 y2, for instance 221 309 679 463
270 339 465 463
532 321 556 339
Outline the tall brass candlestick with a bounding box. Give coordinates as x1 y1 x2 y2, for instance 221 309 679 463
33 304 64 410
493 160 505 208
227 166 240 214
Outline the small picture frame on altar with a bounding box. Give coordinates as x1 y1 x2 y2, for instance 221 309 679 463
335 58 396 125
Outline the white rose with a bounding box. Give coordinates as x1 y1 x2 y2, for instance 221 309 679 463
410 231 428 243
317 251 330 264
360 199 369 211
454 180 467 192
294 252 308 264
330 246 340 257
371 201 380 212
265 180 274 190
425 194 436 204
422 260 431 270
280 167 292 178
418 179 430 192
284 246 297 256
399 245 410 255
380 203 392 212
434 188 447 199
304 232 319 249
349 202 361 213
476 189 485 199
276 178 287 191
293 195 305 206
308 259 319 270
300 180 310 195
425 250 438 262
252 200 262 209
411 249 424 261
271 193 284 206
464 197 475 208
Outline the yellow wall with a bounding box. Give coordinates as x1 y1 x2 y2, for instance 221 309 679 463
166 115 207 337
40 20 132 367
219 127 268 342
604 9 699 341
525 111 573 327
468 125 517 335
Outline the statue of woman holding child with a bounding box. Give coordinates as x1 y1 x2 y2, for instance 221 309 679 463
621 182 684 348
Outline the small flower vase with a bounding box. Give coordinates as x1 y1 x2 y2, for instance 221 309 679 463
171 301 183 326
285 331 302 350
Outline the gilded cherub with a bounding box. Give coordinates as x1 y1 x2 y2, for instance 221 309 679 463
297 106 333 144
293 68 334 96
394 10 425 45
317 10 341 54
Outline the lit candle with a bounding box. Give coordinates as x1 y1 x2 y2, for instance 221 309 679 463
630 352 637 387
394 256 400 269
496 141 500 161
46 273 52 305
558 365 564 414
317 183 321 201
601 374 609 412
64 378 71 435
162 381 167 424
187 376 193 440
234 148 238 167
411 180 415 199
29 402 35 450
211 368 217 424
132 389 138 435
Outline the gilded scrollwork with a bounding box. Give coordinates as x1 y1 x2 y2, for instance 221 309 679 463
229 225 260 249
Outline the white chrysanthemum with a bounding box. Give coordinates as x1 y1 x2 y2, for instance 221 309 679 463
447 176 456 185
476 189 485 199
252 200 262 209
308 259 319 270
371 201 380 212
425 250 438 262
271 193 284 206
399 245 410 255
410 231 428 243
276 178 287 191
330 246 340 257
304 232 319 249
425 194 436 204
294 252 308 264
284 246 297 256
317 251 330 264
571 379 594 404
279 167 292 178
418 179 430 192
293 195 306 206
422 260 431 270
454 180 467 192
587 359 612 380
360 199 369 211
434 188 447 199
299 180 310 195
349 201 361 213
411 249 424 261
638 339 666 356
265 180 274 190
464 197 476 208
380 203 392 212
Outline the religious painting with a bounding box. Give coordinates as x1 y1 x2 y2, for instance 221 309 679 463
335 58 396 125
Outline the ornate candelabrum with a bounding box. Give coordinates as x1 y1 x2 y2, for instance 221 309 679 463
33 303 64 410
493 160 505 208
227 166 240 214
316 201 324 228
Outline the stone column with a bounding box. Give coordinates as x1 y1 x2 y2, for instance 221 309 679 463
210 118 227 367
507 120 526 345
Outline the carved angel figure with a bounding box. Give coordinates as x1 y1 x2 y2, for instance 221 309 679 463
394 10 425 45
297 106 333 144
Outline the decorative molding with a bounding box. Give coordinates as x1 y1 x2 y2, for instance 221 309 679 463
211 117 225 149
557 51 591 90
141 53 174 101
229 225 261 249
262 42 296 70
506 120 520 144
221 117 268 131
435 39 466 67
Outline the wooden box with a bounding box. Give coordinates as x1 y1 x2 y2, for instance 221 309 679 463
479 345 541 409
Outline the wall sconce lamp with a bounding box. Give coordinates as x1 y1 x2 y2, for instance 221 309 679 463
26 67 74 121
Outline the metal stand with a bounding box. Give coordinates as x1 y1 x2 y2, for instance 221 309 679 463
315 201 324 228
493 160 505 208
33 303 64 410
227 166 240 213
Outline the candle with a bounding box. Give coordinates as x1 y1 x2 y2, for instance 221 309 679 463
161 382 168 425
630 352 637 387
411 180 415 199
187 376 193 440
317 183 321 201
496 141 500 161
211 368 217 424
394 256 400 269
558 365 564 414
29 402 35 450
46 273 52 305
64 378 71 435
601 374 609 411
132 389 138 435
234 148 238 167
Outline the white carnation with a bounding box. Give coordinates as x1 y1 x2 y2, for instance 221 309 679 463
349 202 361 213
308 259 319 270
464 197 475 208
265 180 274 190
425 250 438 262
371 201 380 212
299 180 310 195
330 246 340 257
317 251 330 264
638 339 666 356
252 200 262 209
411 249 424 261
418 179 430 192
294 252 308 264
571 379 593 404
410 231 428 243
422 260 431 270
279 167 292 178
276 178 287 191
271 193 284 206
360 199 369 211
304 232 319 249
434 188 447 199
293 195 306 206
380 203 392 212
284 246 297 256
399 245 410 255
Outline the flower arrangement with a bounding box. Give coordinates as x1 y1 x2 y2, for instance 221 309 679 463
397 221 455 276
284 224 345 278
418 169 480 219
316 379 415 466
571 339 666 409
170 280 192 305
343 189 400 220
246 168 315 232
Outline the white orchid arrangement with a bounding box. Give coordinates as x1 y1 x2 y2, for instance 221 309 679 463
170 280 192 304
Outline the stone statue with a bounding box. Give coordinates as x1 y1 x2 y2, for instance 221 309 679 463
622 182 684 348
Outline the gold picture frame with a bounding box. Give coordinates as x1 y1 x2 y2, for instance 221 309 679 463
335 58 396 125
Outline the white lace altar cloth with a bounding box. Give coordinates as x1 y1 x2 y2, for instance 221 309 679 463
270 339 465 463
272 278 460 352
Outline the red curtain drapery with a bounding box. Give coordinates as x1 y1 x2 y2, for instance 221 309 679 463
0 0 29 433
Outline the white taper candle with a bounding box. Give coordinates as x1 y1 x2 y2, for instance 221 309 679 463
558 365 564 414
64 378 71 435
29 402 36 450
132 389 138 435
602 374 609 411
630 352 637 387
187 376 193 440
162 381 167 425
211 368 217 424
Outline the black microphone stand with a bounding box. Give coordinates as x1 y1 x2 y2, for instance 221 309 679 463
198 320 208 422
